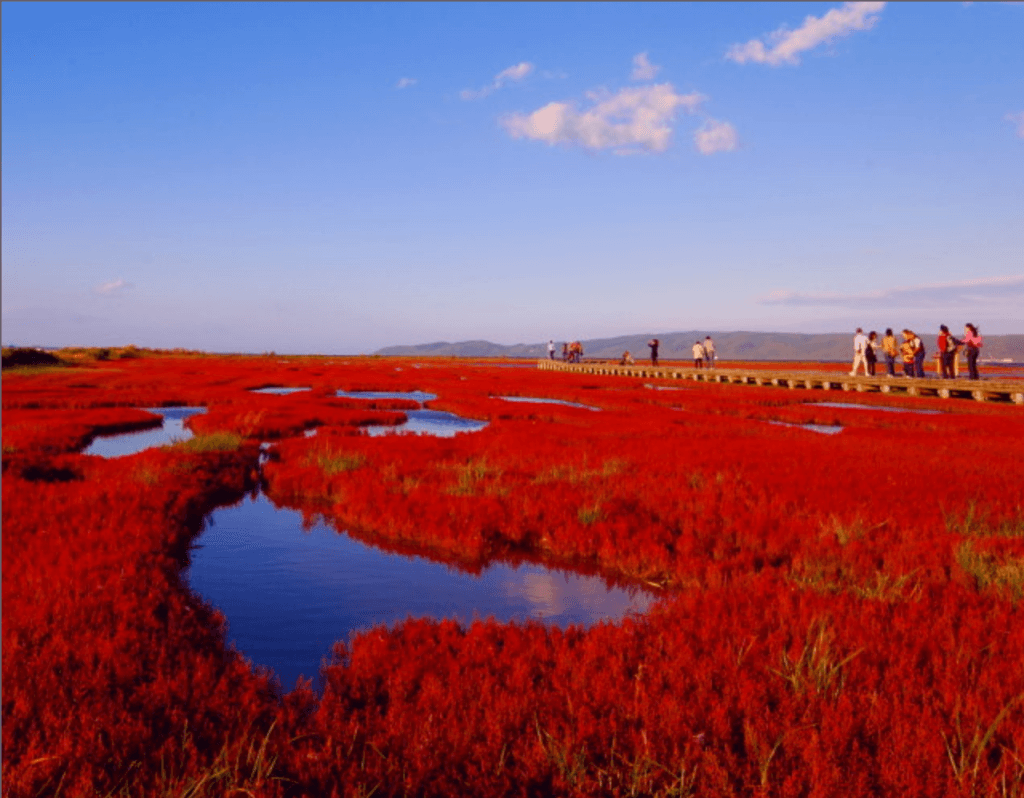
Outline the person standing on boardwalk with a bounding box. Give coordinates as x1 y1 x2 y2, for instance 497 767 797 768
900 332 916 377
648 338 659 366
882 328 898 377
548 340 556 360
909 330 926 377
703 336 716 369
692 341 705 368
963 323 983 380
937 325 956 379
850 328 869 376
865 331 879 376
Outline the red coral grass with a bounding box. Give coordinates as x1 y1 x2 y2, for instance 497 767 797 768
4 354 1023 796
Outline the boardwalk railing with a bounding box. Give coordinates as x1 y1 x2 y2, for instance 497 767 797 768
538 359 1024 405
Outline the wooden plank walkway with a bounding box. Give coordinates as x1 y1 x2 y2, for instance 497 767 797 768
538 359 1024 406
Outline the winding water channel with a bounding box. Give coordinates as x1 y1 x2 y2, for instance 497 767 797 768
86 404 657 693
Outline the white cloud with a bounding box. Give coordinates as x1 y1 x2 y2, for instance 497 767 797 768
496 62 532 83
631 52 660 81
395 77 417 90
726 2 885 66
94 279 134 297
1007 111 1024 138
758 275 1024 307
501 83 706 154
694 118 738 155
461 61 534 100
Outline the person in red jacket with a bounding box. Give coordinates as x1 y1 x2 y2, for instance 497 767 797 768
937 325 955 379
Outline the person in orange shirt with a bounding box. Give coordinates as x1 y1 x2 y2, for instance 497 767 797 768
882 328 898 377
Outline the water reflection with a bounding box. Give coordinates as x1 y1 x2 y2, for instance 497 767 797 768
83 407 207 458
497 396 601 411
366 409 487 437
187 493 656 692
766 420 843 435
337 390 437 403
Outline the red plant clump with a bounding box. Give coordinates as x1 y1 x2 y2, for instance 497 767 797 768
3 353 1024 797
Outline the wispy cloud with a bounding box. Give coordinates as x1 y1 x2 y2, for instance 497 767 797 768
631 52 660 81
501 84 707 155
1007 111 1024 138
395 77 417 90
93 279 134 297
694 118 739 155
726 2 885 66
461 62 534 100
758 275 1024 307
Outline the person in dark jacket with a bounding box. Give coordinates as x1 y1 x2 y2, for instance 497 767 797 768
648 338 659 366
865 331 879 376
962 323 983 380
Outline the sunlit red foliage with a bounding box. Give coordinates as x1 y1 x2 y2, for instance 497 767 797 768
3 353 1023 796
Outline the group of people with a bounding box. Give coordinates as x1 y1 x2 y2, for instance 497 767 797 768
549 336 721 368
850 324 984 380
549 340 585 363
691 336 716 369
615 336 716 368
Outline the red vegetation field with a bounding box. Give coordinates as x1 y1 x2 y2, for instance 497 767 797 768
4 354 1024 797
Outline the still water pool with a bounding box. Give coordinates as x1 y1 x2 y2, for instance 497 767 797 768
186 493 656 692
83 407 206 458
766 420 844 435
251 387 311 395
336 390 438 403
365 409 488 437
497 396 601 411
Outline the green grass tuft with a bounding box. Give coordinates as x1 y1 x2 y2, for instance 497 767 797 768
956 542 1024 602
944 501 1024 539
173 432 243 453
305 447 366 476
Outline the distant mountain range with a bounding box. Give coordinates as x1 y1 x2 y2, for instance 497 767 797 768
376 331 1024 363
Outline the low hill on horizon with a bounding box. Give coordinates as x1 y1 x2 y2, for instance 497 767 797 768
376 331 1024 363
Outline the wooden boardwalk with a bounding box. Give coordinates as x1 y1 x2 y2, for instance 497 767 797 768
538 359 1024 406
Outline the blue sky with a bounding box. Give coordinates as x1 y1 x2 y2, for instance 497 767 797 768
3 2 1022 354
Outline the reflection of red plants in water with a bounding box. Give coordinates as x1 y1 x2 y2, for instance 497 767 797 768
4 354 1024 796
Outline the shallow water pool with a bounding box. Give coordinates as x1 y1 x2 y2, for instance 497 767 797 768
187 493 656 692
336 390 437 403
766 420 843 435
366 409 488 437
251 387 311 395
83 407 207 458
497 396 601 411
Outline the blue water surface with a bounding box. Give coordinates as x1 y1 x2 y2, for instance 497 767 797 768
83 407 206 458
186 493 656 693
497 396 601 411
